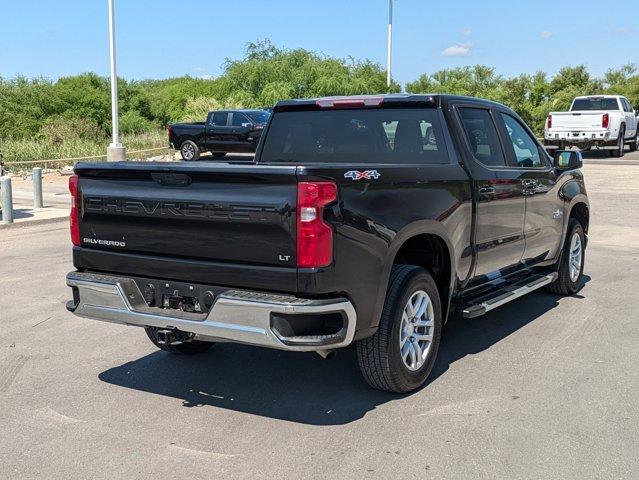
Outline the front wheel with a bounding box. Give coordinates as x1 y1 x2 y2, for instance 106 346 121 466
356 265 442 393
629 129 638 152
547 219 585 295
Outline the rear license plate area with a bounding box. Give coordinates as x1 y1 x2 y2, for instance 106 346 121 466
162 293 202 313
132 277 221 314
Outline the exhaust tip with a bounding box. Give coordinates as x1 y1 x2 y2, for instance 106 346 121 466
316 349 336 360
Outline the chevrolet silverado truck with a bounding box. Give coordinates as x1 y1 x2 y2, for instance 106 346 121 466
66 94 589 393
169 109 270 161
544 95 638 157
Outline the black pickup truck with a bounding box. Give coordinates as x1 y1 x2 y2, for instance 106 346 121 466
66 94 589 393
169 109 270 161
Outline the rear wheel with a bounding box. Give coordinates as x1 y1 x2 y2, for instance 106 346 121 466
356 265 442 393
144 327 214 355
180 140 200 161
547 219 585 295
212 152 227 158
613 126 625 158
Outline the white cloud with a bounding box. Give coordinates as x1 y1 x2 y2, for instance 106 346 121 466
614 26 634 35
460 28 472 36
442 42 472 57
191 67 214 79
540 31 553 39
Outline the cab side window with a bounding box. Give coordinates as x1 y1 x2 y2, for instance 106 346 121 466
458 108 506 167
500 113 544 168
210 112 228 126
231 113 251 127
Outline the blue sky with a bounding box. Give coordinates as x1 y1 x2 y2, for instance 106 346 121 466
0 0 637 85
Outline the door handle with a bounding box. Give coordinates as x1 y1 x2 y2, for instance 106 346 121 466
521 179 539 195
479 185 495 195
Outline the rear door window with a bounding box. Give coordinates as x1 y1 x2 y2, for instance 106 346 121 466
210 112 229 126
458 107 506 167
259 108 449 164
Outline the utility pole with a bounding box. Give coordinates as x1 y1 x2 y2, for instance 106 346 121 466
106 0 126 161
386 0 393 89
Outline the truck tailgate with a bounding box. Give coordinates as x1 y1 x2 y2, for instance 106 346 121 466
75 162 298 269
551 111 605 130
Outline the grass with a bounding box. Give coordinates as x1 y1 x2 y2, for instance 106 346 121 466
1 130 169 172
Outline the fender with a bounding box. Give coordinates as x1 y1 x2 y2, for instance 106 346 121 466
558 172 589 248
366 220 458 333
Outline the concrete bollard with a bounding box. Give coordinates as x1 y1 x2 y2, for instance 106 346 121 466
1 175 13 224
33 167 43 209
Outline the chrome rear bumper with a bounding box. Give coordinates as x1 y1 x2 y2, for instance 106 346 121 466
66 271 356 352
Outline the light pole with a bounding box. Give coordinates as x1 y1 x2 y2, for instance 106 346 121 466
386 0 393 89
106 0 126 161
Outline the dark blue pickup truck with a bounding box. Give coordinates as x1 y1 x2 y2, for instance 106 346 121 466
169 109 270 160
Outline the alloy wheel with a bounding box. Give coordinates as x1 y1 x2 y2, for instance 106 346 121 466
569 232 582 283
399 290 435 371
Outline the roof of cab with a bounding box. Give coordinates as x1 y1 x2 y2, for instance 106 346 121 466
273 93 509 112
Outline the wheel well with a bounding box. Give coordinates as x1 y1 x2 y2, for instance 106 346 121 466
393 234 452 321
178 136 195 147
570 202 589 233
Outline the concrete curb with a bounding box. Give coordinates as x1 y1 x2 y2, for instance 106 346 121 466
0 213 68 229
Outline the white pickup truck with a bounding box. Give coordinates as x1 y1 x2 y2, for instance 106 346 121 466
544 95 638 157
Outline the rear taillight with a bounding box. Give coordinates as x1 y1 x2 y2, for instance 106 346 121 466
69 174 80 246
167 125 173 137
296 181 337 268
602 113 609 129
546 114 552 129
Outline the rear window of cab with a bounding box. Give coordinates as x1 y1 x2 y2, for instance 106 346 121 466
259 108 449 165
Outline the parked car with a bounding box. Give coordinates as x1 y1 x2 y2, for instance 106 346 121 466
169 109 270 161
66 94 589 393
544 95 638 157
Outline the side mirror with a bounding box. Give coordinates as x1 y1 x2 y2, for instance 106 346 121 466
241 122 254 128
553 150 583 170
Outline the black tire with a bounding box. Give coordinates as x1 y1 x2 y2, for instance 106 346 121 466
547 219 585 295
613 126 625 158
180 140 200 161
212 152 227 158
629 129 638 152
144 327 214 355
356 265 442 393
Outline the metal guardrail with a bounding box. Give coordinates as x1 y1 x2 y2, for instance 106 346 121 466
0 147 172 224
2 146 170 166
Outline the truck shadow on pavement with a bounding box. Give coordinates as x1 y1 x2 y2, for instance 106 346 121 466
99 280 589 426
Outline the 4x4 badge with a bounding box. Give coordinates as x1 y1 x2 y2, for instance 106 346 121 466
344 170 381 180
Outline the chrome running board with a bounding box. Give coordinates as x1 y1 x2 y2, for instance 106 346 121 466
462 272 558 318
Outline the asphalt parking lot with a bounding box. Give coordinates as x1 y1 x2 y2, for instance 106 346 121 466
1 163 638 479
